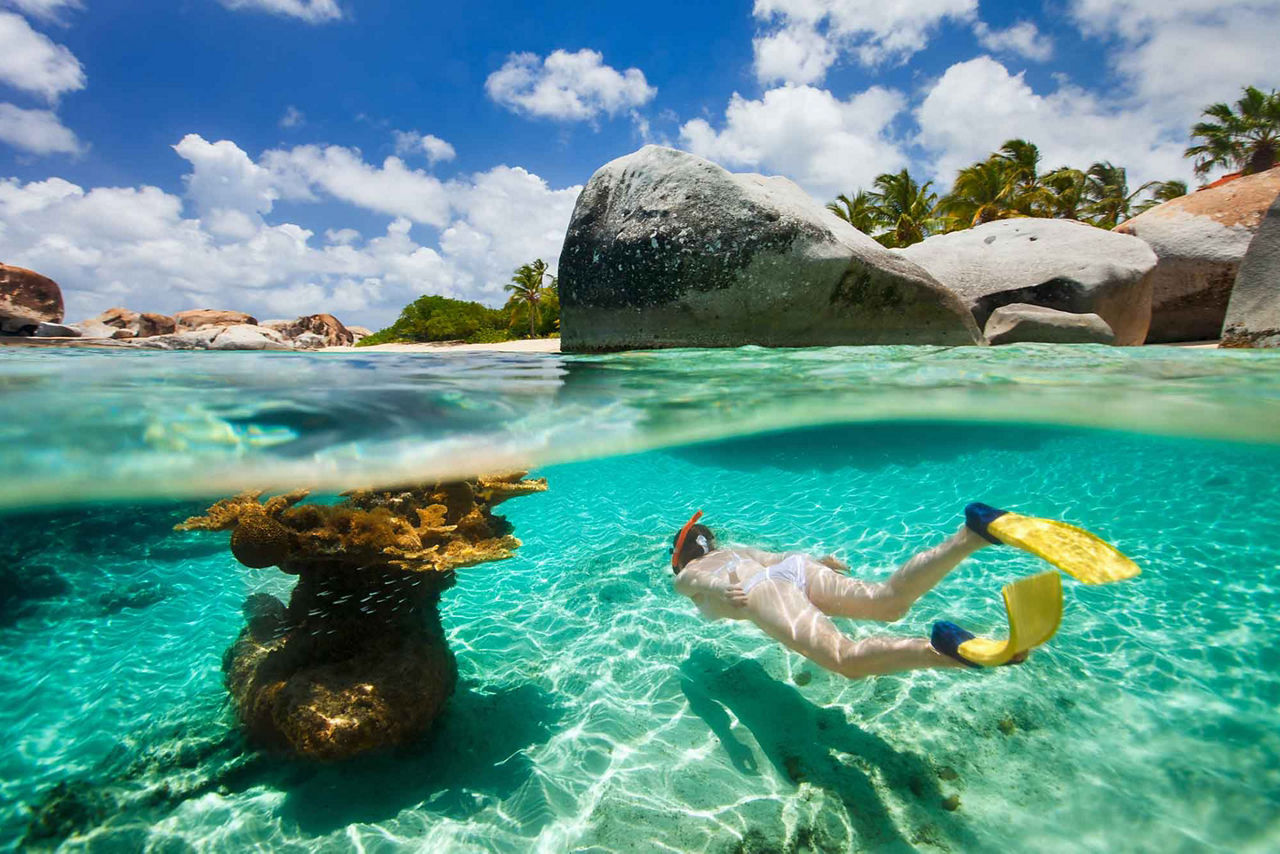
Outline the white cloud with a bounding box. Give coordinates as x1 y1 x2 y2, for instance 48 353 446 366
0 101 82 154
679 84 907 199
278 105 304 128
485 49 656 122
393 131 456 165
916 57 1191 187
973 20 1053 61
0 136 581 328
0 11 85 101
217 0 343 23
751 0 976 82
261 145 453 226
752 24 837 85
1070 0 1280 122
2 0 81 23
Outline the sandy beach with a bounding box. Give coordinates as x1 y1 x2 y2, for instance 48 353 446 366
325 337 562 354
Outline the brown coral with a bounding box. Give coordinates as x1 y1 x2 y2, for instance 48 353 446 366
179 472 546 761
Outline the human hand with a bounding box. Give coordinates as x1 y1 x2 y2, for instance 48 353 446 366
818 554 849 573
721 582 748 608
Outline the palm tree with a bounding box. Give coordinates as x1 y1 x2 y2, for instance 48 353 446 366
1082 162 1158 229
1185 86 1280 178
504 259 553 337
1040 167 1091 221
995 139 1048 214
939 158 1021 228
827 191 881 235
868 169 941 248
1132 180 1189 215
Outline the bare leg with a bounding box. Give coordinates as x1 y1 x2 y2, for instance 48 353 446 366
808 527 987 622
746 580 964 678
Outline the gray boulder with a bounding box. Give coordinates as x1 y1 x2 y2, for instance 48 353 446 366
1222 191 1280 347
895 218 1157 346
557 145 980 351
130 324 291 351
1116 167 1280 342
984 303 1115 345
34 322 82 338
71 320 133 339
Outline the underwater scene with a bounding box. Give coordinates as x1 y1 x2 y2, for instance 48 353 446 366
2 346 1279 852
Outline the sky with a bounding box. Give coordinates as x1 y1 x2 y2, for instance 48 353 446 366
0 0 1276 329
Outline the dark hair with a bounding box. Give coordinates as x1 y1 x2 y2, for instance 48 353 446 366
673 523 714 572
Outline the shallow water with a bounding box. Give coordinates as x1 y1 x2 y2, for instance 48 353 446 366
3 345 1280 509
2 347 1279 852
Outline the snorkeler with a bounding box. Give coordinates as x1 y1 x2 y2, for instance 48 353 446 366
670 507 1022 678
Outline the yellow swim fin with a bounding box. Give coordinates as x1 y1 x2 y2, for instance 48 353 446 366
957 571 1063 666
986 513 1141 585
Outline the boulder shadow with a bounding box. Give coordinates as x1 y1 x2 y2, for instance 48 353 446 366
679 649 978 852
665 422 1053 476
274 681 564 836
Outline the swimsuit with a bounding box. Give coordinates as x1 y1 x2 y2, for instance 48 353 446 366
740 553 809 596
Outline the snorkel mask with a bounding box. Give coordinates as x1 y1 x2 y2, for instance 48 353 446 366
671 510 704 572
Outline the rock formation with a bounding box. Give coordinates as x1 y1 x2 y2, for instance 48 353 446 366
175 473 547 760
174 309 259 331
90 308 176 339
1222 191 1280 348
264 313 355 348
0 263 64 335
131 324 292 350
983 303 1115 345
558 145 981 351
895 218 1157 346
1116 167 1280 342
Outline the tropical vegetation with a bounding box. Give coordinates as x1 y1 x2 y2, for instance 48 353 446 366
828 139 1188 247
357 259 560 346
1185 85 1280 178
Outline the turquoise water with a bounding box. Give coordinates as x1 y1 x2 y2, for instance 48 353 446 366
2 348 1279 851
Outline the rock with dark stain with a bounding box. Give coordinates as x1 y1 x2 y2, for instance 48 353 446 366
558 145 980 351
793 670 812 686
998 717 1017 736
0 263 63 335
936 765 959 781
99 581 169 615
941 794 961 811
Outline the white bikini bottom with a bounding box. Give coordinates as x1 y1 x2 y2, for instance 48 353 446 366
741 554 808 596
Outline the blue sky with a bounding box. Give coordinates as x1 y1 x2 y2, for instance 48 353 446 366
1 0 1276 328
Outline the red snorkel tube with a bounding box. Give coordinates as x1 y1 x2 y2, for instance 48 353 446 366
672 510 704 571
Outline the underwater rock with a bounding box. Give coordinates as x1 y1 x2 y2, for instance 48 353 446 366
0 562 70 623
998 717 1016 736
558 145 981 351
1117 168 1280 342
984 303 1115 345
896 218 1158 345
98 581 169 615
178 473 547 761
1222 187 1280 348
0 263 64 335
941 794 961 811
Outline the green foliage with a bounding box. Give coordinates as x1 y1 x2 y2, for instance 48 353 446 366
356 295 508 346
1186 86 1280 177
832 132 1196 237
504 286 559 337
504 259 556 338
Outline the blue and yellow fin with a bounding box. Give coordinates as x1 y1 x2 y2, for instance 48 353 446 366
958 571 1063 666
987 513 1140 585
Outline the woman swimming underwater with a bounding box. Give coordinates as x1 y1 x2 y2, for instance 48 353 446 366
669 507 1041 677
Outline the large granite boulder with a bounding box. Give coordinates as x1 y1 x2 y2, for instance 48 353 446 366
264 313 354 347
1116 168 1280 342
0 264 63 334
895 218 1157 346
91 307 176 338
1222 192 1280 347
984 303 1115 345
557 146 981 351
174 309 258 331
130 324 291 350
70 320 133 339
